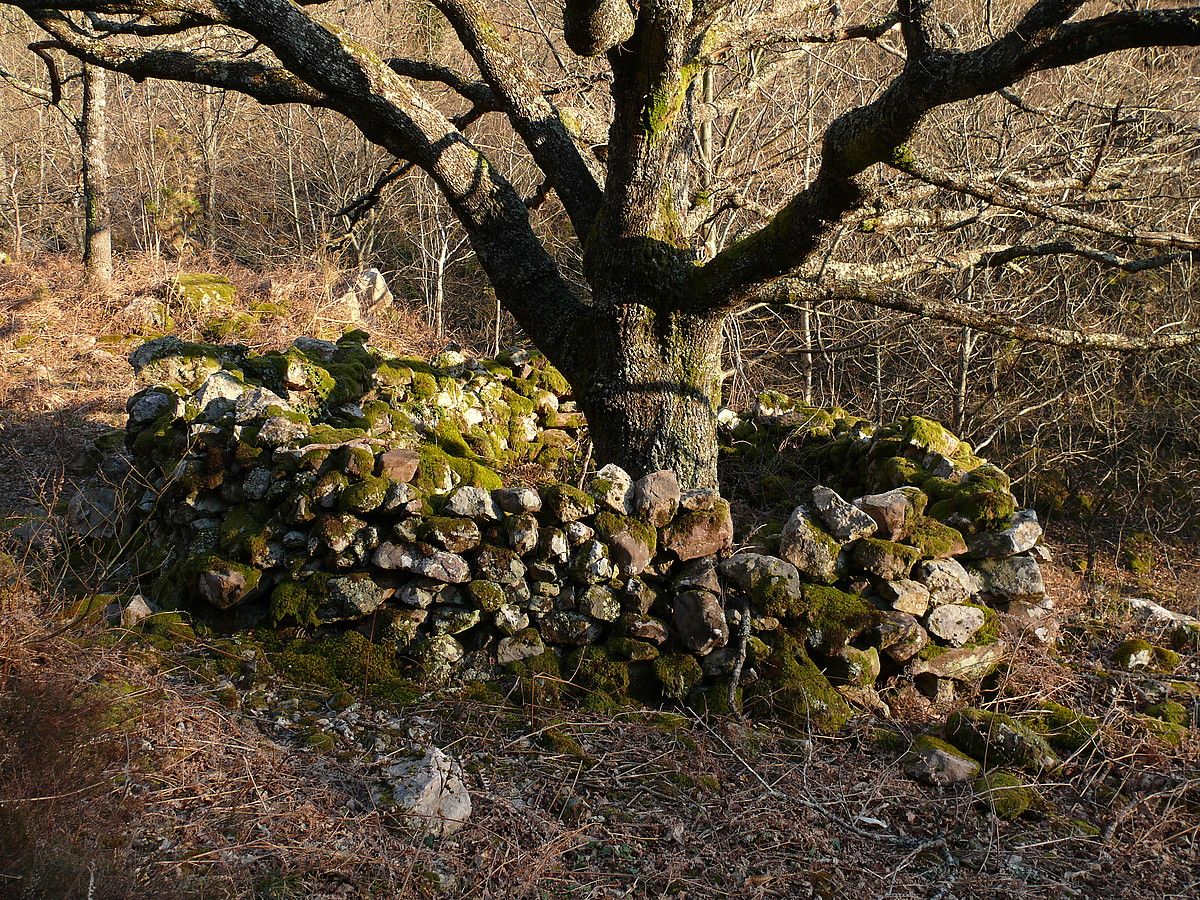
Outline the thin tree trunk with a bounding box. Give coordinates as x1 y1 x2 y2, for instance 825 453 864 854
81 64 113 285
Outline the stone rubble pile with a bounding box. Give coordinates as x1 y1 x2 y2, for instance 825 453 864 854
109 332 1051 727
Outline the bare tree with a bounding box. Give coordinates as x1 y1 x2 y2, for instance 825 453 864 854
0 42 111 283
7 1 1200 487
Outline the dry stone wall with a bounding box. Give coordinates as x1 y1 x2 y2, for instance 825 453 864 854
116 332 1050 727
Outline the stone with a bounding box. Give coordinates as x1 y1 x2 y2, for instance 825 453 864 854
661 499 734 561
588 463 634 514
415 634 465 681
384 747 471 837
497 627 546 663
969 555 1045 604
494 487 541 514
66 485 118 539
565 521 595 545
926 604 986 647
851 538 918 581
120 595 155 629
506 513 540 555
431 606 482 635
539 527 570 562
569 540 613 584
967 509 1042 559
397 582 439 609
194 371 245 415
854 488 919 540
719 553 802 618
672 590 730 655
543 484 595 523
877 610 928 663
379 448 420 483
321 575 387 621
578 585 620 622
128 389 181 425
913 558 977 606
911 641 1008 681
620 578 659 616
256 415 308 445
811 485 878 542
633 470 680 527
620 615 669 644
903 735 981 787
609 531 652 577
779 505 842 584
540 610 603 646
293 336 338 361
945 707 1059 773
473 544 527 584
493 604 529 635
235 386 289 422
445 485 500 520
198 562 258 609
679 488 718 512
373 543 471 583
423 517 482 553
674 556 722 594
878 579 931 617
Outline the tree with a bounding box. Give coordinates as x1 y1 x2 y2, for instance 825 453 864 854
7 0 1200 487
0 43 112 283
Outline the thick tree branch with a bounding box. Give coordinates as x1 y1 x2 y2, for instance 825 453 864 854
430 0 604 236
695 2 1200 309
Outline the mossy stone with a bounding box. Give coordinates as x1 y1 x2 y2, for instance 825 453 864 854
653 653 703 701
749 634 852 734
973 770 1036 819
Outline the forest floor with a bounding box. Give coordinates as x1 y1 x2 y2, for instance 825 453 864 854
1 258 1198 899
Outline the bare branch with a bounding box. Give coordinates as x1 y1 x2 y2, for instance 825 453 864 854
778 279 1200 352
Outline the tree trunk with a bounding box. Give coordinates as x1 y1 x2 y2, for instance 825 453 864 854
560 302 725 491
81 64 112 285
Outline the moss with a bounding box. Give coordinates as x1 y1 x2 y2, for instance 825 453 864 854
1112 637 1154 669
1135 714 1189 747
869 455 928 490
973 770 1036 820
593 511 657 553
1031 702 1101 755
465 579 507 612
688 679 742 717
801 585 876 649
1144 699 1189 726
900 415 959 456
538 727 593 765
748 634 852 734
543 482 596 521
410 370 438 398
269 580 320 628
217 503 272 563
141 612 196 644
301 729 337 751
653 653 703 701
169 273 237 310
926 484 1016 535
905 516 966 558
271 631 419 705
945 708 1059 773
503 649 563 706
563 646 631 699
338 475 390 514
1154 645 1182 670
531 363 571 396
605 636 659 662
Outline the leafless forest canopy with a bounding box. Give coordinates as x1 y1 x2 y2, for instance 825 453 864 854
1 0 1199 529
